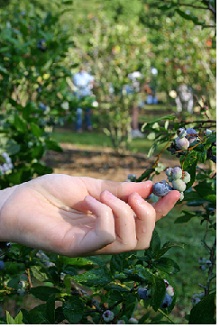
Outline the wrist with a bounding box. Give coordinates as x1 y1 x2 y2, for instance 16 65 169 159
0 185 18 242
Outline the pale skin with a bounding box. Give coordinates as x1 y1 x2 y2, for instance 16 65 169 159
0 174 180 257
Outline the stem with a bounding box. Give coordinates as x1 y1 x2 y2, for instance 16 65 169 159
158 308 175 323
26 268 33 288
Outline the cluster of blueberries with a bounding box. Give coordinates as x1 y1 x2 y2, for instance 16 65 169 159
174 127 199 151
0 152 13 176
168 127 213 157
153 166 191 201
102 310 138 324
101 280 174 323
137 279 174 309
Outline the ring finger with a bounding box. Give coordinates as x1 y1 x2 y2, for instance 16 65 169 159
100 190 137 252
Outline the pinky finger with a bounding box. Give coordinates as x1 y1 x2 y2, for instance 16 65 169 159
81 195 116 251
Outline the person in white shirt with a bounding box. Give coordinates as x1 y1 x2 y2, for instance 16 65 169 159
123 71 144 138
175 83 194 114
73 66 94 132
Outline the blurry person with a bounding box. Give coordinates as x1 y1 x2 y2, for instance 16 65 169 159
144 80 158 105
73 65 94 132
175 83 193 114
124 71 144 139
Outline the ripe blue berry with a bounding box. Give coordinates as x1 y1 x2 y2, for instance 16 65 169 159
0 260 5 270
175 137 190 150
128 317 138 324
189 137 198 146
171 167 183 180
102 310 114 322
165 167 173 177
153 180 172 197
186 128 197 135
160 292 173 309
172 179 186 192
137 287 148 300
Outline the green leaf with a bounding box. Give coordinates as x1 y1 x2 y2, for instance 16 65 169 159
13 114 27 133
174 211 197 224
156 257 180 274
176 9 203 25
45 139 63 152
151 277 166 311
6 311 23 324
5 139 20 155
0 65 8 74
156 241 185 256
30 122 43 137
22 304 49 324
46 294 56 324
143 114 176 126
110 253 130 274
31 266 48 282
30 286 60 301
73 267 112 286
62 257 95 268
194 181 216 204
122 293 137 317
63 297 84 323
150 230 161 255
189 292 216 324
31 162 53 175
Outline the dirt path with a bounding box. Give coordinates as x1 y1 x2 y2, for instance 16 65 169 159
45 143 178 182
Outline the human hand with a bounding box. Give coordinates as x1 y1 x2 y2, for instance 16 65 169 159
0 174 180 257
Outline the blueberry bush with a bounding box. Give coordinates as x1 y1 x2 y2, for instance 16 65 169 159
0 109 216 324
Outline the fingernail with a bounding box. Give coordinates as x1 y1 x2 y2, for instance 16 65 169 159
102 190 116 200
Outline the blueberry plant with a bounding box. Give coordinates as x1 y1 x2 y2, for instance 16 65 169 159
0 0 77 187
0 107 216 324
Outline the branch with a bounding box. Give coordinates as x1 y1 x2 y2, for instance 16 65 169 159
201 0 216 19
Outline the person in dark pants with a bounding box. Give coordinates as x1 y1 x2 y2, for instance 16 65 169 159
73 66 94 132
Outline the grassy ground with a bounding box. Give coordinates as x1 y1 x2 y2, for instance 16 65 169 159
52 128 163 155
50 127 215 324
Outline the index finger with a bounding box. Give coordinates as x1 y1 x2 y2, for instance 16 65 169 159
98 180 153 202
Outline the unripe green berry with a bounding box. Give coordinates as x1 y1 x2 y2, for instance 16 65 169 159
129 317 139 324
172 179 186 192
179 192 184 201
172 167 183 180
177 128 187 138
175 137 190 150
183 171 191 183
205 129 212 136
